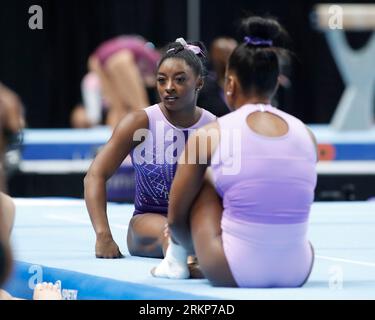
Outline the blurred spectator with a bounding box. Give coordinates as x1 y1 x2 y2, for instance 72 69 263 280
198 37 237 117
0 84 62 300
0 82 25 180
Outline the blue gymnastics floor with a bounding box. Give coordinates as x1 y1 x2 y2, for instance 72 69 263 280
4 198 375 300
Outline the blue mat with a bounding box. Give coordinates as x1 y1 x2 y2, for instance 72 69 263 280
4 261 211 300
3 198 375 300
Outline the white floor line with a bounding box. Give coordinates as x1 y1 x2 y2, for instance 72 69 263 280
316 255 375 267
15 199 85 206
46 214 128 230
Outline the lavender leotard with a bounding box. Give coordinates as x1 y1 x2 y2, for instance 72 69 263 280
131 104 216 215
211 104 317 288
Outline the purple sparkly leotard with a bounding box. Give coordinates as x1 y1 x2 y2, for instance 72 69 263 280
131 104 216 215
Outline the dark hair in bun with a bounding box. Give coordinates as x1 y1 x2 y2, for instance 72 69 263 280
229 16 291 96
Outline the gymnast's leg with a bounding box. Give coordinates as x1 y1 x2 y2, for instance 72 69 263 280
152 173 236 285
127 213 169 258
189 178 237 287
88 56 124 127
105 50 149 114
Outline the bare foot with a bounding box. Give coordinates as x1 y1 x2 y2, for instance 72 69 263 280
33 282 62 300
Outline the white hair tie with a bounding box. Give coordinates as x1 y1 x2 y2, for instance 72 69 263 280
166 37 205 57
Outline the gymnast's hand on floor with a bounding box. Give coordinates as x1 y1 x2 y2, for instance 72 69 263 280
95 236 124 259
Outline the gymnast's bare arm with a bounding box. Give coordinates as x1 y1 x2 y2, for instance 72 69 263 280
84 110 148 258
168 122 220 252
305 125 319 162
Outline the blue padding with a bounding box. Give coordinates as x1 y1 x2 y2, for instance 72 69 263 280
22 144 103 160
20 127 375 161
22 142 375 160
3 261 213 300
21 127 111 160
334 144 375 160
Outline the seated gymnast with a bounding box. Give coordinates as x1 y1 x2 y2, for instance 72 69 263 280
84 38 216 271
153 16 318 287
71 35 160 128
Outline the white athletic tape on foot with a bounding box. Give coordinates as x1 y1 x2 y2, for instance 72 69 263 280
152 240 189 279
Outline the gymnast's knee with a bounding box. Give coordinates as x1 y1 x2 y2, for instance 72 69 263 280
127 231 163 258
